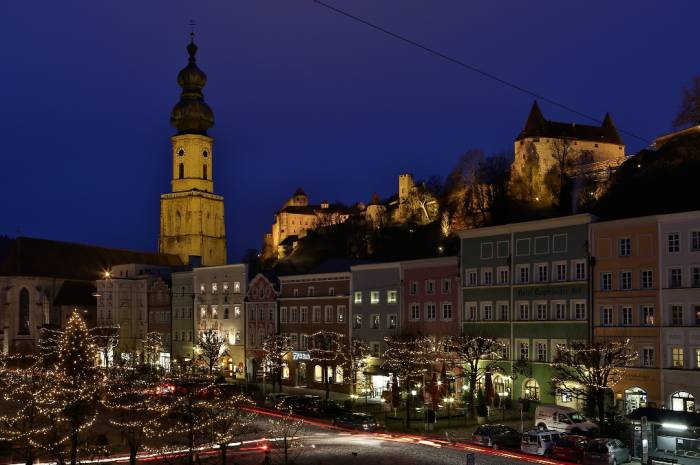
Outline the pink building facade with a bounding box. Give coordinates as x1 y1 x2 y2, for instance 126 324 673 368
402 256 460 341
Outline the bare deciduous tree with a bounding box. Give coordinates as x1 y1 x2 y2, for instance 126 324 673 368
196 329 229 375
673 76 700 130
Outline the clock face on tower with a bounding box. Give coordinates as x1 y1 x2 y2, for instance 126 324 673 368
177 147 185 156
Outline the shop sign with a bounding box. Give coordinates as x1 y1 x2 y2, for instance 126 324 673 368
292 351 310 361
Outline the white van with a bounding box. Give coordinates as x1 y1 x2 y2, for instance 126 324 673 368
534 404 599 436
520 429 561 456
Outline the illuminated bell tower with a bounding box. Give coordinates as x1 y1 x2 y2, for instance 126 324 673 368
159 33 227 266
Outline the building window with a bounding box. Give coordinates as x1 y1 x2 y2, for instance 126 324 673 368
482 269 493 286
354 291 362 304
498 267 509 285
387 314 397 329
641 270 653 289
18 288 30 335
621 306 633 326
410 303 420 320
337 305 345 323
620 271 632 290
258 306 265 321
280 307 288 323
290 333 298 350
290 307 299 323
324 305 333 323
537 342 547 362
328 287 335 296
223 307 230 319
371 342 380 357
668 233 680 253
619 238 631 257
201 305 208 320
555 262 567 282
293 288 299 297
692 267 700 288
518 265 530 284
211 305 219 319
464 303 477 321
387 290 398 304
523 378 540 401
441 302 453 320
573 261 587 280
222 282 229 293
642 305 655 326
370 291 380 304
314 365 323 382
642 348 655 367
696 348 700 368
300 306 308 323
691 231 700 251
671 305 684 326
519 302 530 320
553 301 566 320
672 347 685 368
499 303 509 321
353 315 362 329
335 366 344 383
669 268 682 288
371 314 380 329
211 282 218 294
466 269 477 287
425 303 436 320
602 307 613 326
410 281 418 295
178 163 184 179
307 287 315 297
203 164 207 180
426 280 435 294
482 303 492 321
519 342 529 360
234 331 241 344
601 272 612 291
312 306 321 323
234 305 241 319
536 264 548 283
442 279 451 293
574 302 586 320
200 283 206 295
695 305 700 325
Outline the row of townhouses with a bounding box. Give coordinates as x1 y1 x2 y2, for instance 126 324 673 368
2 210 699 415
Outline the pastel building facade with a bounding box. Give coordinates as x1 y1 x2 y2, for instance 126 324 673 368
193 264 246 377
591 216 661 412
171 270 196 362
459 214 594 407
244 273 279 381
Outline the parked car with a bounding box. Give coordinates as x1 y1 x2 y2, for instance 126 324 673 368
265 393 289 407
582 438 630 465
279 395 320 413
521 429 562 456
535 404 599 436
551 435 589 463
332 413 380 432
308 399 349 417
471 424 521 450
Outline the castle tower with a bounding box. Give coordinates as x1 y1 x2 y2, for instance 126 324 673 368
159 34 227 266
397 173 414 219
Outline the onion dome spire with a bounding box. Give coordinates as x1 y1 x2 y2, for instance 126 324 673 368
170 32 214 135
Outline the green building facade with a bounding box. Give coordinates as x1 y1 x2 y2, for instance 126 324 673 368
459 214 594 407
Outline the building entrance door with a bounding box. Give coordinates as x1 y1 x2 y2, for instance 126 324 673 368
625 387 648 413
297 362 307 386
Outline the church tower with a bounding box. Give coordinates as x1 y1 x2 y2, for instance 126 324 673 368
159 34 227 266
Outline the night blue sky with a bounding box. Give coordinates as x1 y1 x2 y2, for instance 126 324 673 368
1 1 697 260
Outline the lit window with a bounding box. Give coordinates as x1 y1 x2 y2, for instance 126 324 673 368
642 305 655 326
370 291 380 304
387 314 397 329
523 379 540 401
387 290 397 303
314 365 323 382
335 366 344 383
354 291 362 304
672 347 684 368
353 315 362 329
200 283 206 294
337 305 345 323
371 314 380 329
223 282 229 293
211 282 218 294
233 282 241 293
234 305 241 319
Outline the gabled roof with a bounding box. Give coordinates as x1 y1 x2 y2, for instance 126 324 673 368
516 100 624 145
0 237 184 281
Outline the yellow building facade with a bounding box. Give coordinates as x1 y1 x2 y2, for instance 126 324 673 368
159 35 226 266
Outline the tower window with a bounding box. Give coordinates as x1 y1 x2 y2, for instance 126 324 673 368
203 164 207 180
179 163 184 179
203 150 208 158
177 148 185 156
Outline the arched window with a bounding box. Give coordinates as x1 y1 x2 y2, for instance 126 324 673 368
18 288 30 335
523 378 540 401
203 164 208 180
671 391 695 412
178 163 184 179
203 149 209 158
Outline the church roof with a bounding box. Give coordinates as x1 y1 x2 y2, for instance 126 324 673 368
0 237 184 281
516 100 624 145
53 280 97 307
170 34 214 135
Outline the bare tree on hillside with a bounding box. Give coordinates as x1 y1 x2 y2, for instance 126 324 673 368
673 76 700 130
